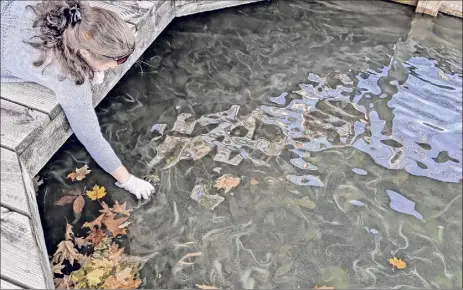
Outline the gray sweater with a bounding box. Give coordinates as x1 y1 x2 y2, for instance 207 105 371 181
1 1 122 173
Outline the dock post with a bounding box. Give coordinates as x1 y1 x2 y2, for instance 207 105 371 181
415 0 443 16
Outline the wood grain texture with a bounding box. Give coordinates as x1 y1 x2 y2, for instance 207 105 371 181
0 148 30 216
415 0 443 16
0 100 50 153
440 0 463 18
175 0 262 17
0 82 60 118
18 166 54 289
0 279 23 289
0 207 46 289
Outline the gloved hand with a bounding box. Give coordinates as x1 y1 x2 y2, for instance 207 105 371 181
115 175 154 200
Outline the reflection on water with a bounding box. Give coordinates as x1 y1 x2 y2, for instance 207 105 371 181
38 0 462 288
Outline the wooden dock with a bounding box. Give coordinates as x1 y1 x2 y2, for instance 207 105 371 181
0 0 461 289
0 1 260 288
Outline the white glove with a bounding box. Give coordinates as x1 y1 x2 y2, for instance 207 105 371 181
115 175 155 200
93 70 105 85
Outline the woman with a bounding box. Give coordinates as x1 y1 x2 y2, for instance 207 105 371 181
1 0 154 199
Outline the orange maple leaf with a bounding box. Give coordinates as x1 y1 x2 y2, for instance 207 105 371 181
388 257 407 269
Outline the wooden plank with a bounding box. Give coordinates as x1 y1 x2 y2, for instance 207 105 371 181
0 279 23 289
175 0 262 17
0 207 46 289
416 0 443 16
0 100 50 153
19 1 176 177
440 0 463 18
0 82 60 118
18 165 54 289
0 148 30 217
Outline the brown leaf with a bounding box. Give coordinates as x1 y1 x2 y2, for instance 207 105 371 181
52 262 65 275
103 275 141 289
109 244 124 264
73 195 85 217
102 214 129 237
214 174 240 193
67 165 91 182
52 240 81 266
65 223 74 241
99 201 114 216
54 275 72 289
112 200 132 216
249 178 259 185
84 228 106 246
82 214 105 229
55 195 78 206
115 267 133 282
74 237 90 249
196 284 221 289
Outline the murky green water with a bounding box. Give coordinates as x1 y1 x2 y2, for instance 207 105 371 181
38 1 462 288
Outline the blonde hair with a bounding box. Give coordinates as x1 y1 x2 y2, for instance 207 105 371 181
26 0 135 85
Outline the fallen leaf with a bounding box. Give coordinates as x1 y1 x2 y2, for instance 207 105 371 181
313 285 334 289
73 195 85 217
388 257 407 269
250 178 259 185
103 214 129 237
115 267 133 281
108 244 124 264
52 262 65 275
99 201 114 216
112 201 132 216
54 275 72 289
67 165 91 182
86 185 106 201
103 275 141 289
82 213 105 230
65 223 74 241
86 268 105 287
52 240 81 266
214 174 240 193
196 284 221 289
55 195 79 206
74 237 90 249
84 228 106 246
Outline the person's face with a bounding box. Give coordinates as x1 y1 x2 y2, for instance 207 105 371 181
79 49 123 71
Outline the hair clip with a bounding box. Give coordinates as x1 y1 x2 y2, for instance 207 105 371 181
67 5 82 27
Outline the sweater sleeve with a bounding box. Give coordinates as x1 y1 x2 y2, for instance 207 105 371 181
10 66 122 173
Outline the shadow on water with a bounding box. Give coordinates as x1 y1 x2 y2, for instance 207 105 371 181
38 0 462 288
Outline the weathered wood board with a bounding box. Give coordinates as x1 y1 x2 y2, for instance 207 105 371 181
0 207 47 289
0 99 50 153
0 147 30 216
389 0 462 17
0 82 60 118
0 279 23 289
175 0 262 17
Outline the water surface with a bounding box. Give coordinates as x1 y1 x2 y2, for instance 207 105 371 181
39 1 462 288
